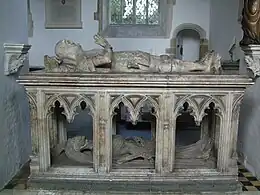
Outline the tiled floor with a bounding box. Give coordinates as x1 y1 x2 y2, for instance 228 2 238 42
238 161 260 191
4 162 260 191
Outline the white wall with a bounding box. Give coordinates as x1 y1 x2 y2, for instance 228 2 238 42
29 0 211 67
177 29 200 61
0 0 31 189
209 0 242 60
210 0 260 179
172 0 210 38
238 79 260 179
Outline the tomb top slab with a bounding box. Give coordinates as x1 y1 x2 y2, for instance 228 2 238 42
18 72 253 89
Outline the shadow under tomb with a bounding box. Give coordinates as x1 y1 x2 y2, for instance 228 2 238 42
50 101 94 168
112 102 156 169
175 102 218 169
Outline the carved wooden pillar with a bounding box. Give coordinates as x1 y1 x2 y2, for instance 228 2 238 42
158 93 175 173
95 92 110 173
217 94 233 172
37 90 51 172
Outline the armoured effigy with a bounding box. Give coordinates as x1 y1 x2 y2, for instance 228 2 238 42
45 34 222 74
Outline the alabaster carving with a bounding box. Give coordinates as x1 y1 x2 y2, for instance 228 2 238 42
44 34 222 74
52 134 213 165
3 43 31 75
240 0 260 45
53 135 155 165
244 55 260 78
241 45 260 80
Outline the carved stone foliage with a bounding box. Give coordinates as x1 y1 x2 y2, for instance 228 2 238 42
174 94 225 125
27 92 38 155
244 55 260 79
110 95 159 125
3 43 31 76
45 93 95 123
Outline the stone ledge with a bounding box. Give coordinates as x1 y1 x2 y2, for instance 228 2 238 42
17 73 253 88
0 189 248 195
26 178 242 194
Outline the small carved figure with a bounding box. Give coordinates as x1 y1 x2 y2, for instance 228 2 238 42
44 34 222 74
51 136 93 164
52 135 155 165
240 0 260 45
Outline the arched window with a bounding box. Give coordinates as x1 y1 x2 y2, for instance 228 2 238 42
97 0 175 38
109 0 160 25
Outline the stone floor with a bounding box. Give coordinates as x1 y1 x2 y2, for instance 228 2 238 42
1 161 260 192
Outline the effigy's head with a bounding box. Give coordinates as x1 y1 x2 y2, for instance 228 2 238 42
55 39 84 61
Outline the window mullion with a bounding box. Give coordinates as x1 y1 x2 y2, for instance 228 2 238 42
145 0 149 24
133 0 136 24
120 0 124 23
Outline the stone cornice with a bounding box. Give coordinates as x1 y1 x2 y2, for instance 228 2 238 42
3 43 31 76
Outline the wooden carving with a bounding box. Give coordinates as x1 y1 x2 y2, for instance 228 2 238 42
240 0 260 45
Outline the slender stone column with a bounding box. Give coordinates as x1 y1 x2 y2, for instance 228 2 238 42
217 94 233 172
158 93 175 173
95 92 110 173
37 90 51 172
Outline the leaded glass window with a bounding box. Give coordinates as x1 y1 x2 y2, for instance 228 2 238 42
109 0 160 25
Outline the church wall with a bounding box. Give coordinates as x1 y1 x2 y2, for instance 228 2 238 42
238 81 260 179
29 0 210 67
0 0 31 189
209 0 242 60
210 0 260 179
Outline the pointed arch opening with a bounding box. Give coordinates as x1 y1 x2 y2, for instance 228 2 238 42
45 95 95 170
110 96 158 169
174 98 223 169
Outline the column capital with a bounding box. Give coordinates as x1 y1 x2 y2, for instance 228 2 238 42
241 45 260 80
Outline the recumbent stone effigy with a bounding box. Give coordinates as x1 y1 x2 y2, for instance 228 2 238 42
17 33 253 193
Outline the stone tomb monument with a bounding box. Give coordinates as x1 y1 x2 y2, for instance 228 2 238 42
18 34 253 193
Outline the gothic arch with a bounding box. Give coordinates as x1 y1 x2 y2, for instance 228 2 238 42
167 23 208 59
172 23 206 39
110 95 159 125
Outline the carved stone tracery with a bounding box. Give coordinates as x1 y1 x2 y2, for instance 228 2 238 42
110 95 159 125
174 94 225 126
45 94 95 123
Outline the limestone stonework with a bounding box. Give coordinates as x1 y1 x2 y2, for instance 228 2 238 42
17 72 253 193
